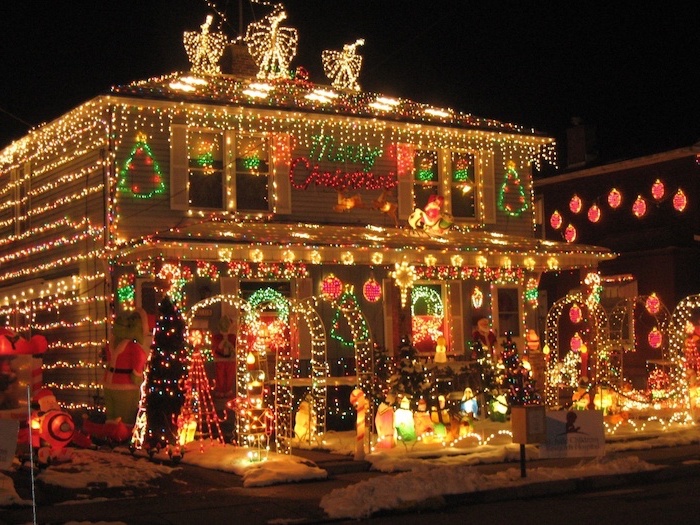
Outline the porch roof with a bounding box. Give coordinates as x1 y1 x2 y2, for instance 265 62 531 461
113 220 613 272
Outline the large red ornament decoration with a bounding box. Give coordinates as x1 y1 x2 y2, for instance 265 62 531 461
362 278 382 302
569 303 582 324
564 224 577 243
632 195 647 218
651 179 665 201
608 188 622 209
569 194 582 214
321 274 343 300
549 210 563 230
647 327 663 349
645 293 661 315
587 204 601 223
673 189 687 212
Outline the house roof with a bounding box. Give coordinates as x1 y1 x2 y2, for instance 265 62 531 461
113 219 613 272
111 71 553 139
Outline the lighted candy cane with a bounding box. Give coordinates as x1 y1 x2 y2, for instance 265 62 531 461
349 388 368 461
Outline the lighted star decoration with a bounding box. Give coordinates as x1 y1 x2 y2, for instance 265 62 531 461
245 7 298 80
322 38 364 91
391 261 417 308
183 15 228 75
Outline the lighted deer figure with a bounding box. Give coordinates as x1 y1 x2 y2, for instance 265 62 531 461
373 189 398 226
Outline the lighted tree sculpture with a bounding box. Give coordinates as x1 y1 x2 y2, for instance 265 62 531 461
501 333 540 406
131 297 189 457
117 132 166 199
177 349 226 451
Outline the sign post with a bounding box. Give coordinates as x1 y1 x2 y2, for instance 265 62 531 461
510 405 546 477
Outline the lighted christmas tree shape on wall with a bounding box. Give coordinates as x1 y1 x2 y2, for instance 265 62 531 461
131 297 189 457
117 132 166 199
322 39 365 91
245 6 298 80
497 160 528 217
500 333 540 406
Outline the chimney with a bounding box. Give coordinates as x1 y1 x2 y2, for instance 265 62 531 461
222 40 258 77
566 118 598 169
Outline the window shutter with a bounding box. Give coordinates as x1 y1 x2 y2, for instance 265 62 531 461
272 133 292 214
481 150 496 224
170 124 189 210
448 281 464 357
293 278 313 359
382 278 397 356
396 143 415 221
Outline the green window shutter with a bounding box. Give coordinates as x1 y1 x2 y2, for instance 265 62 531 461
170 124 189 210
481 150 496 224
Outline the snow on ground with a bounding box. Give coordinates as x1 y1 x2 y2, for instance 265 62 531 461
2 416 699 517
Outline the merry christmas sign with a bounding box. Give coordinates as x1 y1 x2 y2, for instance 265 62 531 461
540 410 605 458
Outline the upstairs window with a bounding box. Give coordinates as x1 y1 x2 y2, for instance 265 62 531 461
234 135 270 212
412 149 439 211
188 129 224 209
449 151 475 219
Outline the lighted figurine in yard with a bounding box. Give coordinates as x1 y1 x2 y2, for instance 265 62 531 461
473 317 498 362
212 315 237 398
408 195 453 236
394 395 416 443
374 395 396 449
103 309 149 426
18 388 76 464
433 335 448 364
294 392 316 442
413 398 434 440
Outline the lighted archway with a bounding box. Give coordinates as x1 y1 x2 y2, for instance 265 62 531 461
543 292 609 407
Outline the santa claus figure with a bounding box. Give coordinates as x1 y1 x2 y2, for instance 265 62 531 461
408 194 453 236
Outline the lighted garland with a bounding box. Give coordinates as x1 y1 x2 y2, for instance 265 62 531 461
117 132 166 199
227 261 309 280
415 265 524 283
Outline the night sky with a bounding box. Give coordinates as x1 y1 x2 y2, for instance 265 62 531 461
2 1 698 167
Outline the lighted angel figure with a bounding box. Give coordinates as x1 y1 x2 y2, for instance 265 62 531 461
183 15 228 75
245 7 298 79
322 39 365 91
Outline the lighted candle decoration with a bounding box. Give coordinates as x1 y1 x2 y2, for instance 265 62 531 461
471 286 484 308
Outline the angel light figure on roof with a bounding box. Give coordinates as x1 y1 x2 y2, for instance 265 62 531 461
183 15 228 75
245 6 298 79
322 39 365 91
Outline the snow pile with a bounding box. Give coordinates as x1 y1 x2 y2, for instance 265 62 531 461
320 455 660 519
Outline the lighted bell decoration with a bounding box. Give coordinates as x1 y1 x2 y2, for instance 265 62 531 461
587 204 601 223
569 194 582 214
673 189 687 212
550 210 563 230
362 278 382 303
648 327 663 349
645 293 661 315
651 179 665 201
608 188 622 209
632 195 647 218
